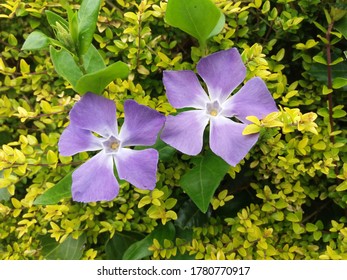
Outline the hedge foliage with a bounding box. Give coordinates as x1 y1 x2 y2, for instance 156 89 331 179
0 0 347 260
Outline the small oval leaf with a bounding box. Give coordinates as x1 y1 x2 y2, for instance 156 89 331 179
165 0 225 46
75 61 129 94
50 46 83 87
22 31 51 50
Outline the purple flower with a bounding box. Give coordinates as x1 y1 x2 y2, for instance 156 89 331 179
58 92 165 202
160 48 278 166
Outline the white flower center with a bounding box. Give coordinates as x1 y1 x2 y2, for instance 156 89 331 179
102 135 121 154
206 100 222 117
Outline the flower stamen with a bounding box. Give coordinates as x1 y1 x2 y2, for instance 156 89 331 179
102 135 121 154
206 100 222 117
111 142 119 150
210 109 218 116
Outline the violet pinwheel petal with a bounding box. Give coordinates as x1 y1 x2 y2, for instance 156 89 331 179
72 152 119 202
119 100 165 147
161 110 209 155
69 92 118 138
114 148 159 190
163 70 209 109
222 77 278 123
58 124 102 156
197 48 246 103
209 117 259 166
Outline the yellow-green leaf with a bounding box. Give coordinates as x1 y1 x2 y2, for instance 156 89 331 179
246 115 261 125
275 48 285 61
11 197 21 209
286 212 300 222
157 52 171 63
313 141 326 150
47 150 58 165
138 196 151 208
313 55 327 65
242 124 261 135
336 181 347 192
20 59 30 74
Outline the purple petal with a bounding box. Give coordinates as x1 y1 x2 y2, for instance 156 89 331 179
160 110 209 155
69 92 118 138
58 124 102 156
119 100 165 147
114 148 159 190
72 152 119 202
222 77 278 123
209 117 259 166
163 70 209 109
197 48 246 103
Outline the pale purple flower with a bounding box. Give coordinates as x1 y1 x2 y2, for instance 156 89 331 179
58 92 165 202
160 48 278 166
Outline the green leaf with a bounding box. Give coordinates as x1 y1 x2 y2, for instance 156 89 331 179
135 137 176 162
78 0 101 55
333 77 347 89
105 232 145 260
313 141 326 150
334 14 347 39
0 131 12 145
69 11 79 51
152 138 177 162
82 44 105 74
336 180 347 191
165 0 225 46
271 211 284 221
309 61 347 86
317 107 329 118
313 21 327 33
34 171 72 205
0 183 11 202
313 231 322 241
292 223 305 234
75 61 129 94
207 8 225 39
170 252 196 260
286 212 301 223
333 109 347 118
8 34 17 46
40 234 86 260
45 10 68 30
176 200 210 229
330 57 344 66
123 223 175 260
306 223 318 232
22 31 51 50
322 85 333 95
180 151 230 213
313 55 327 65
50 46 83 87
46 150 58 165
242 124 261 135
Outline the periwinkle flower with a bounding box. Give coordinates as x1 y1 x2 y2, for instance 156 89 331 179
58 92 165 202
161 48 278 166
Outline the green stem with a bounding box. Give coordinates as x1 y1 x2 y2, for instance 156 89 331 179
199 40 209 56
78 55 87 75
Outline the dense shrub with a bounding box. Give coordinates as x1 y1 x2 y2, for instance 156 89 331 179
0 0 346 260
